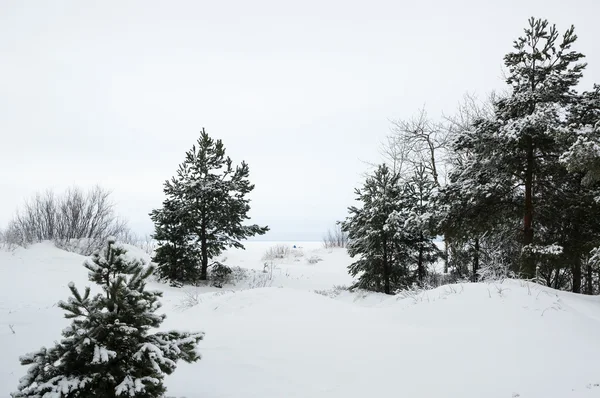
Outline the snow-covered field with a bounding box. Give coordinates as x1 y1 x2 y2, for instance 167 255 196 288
2 242 600 397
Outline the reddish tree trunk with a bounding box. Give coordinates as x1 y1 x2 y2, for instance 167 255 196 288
522 135 535 278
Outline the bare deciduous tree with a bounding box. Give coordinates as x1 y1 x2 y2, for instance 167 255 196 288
2 186 129 255
383 107 450 186
323 223 349 249
439 92 503 275
442 92 498 168
381 94 500 275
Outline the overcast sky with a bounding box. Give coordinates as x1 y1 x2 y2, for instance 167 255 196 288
1 0 598 241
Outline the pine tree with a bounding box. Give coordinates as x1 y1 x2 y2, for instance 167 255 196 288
440 18 589 280
495 18 586 278
438 112 521 280
151 129 269 283
402 165 442 284
561 85 600 183
559 85 600 292
150 196 200 285
12 238 204 398
342 164 413 294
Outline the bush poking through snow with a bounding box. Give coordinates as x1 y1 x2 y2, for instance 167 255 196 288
176 288 202 311
314 285 348 298
291 248 305 258
322 224 349 248
11 238 204 398
236 263 276 289
0 228 18 251
231 266 250 285
396 285 429 303
477 259 516 282
3 186 129 255
262 244 290 260
307 255 323 264
263 261 272 274
247 272 274 289
210 262 233 288
119 232 157 256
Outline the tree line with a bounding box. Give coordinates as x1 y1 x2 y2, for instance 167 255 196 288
342 17 600 294
3 17 598 296
7 15 600 398
1 186 128 255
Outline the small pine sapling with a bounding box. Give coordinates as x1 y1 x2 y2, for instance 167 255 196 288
12 237 204 398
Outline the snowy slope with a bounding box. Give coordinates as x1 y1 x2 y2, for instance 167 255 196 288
2 242 600 398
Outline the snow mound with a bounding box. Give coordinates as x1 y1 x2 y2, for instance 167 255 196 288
2 243 600 397
120 243 153 264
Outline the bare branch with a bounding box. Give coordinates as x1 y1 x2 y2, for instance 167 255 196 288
2 186 130 255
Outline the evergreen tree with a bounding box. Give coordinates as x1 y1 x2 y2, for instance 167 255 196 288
494 18 586 278
441 18 590 280
553 84 600 291
438 113 521 280
150 195 200 285
342 165 413 294
402 165 442 284
12 238 204 398
151 129 269 283
561 85 600 183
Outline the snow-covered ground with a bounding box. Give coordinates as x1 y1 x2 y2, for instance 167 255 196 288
2 241 600 397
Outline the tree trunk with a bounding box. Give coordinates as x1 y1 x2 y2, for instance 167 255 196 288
200 234 208 281
172 243 179 282
417 247 424 284
428 140 440 188
383 237 390 294
443 236 450 274
521 135 535 278
472 237 480 282
200 206 208 281
585 260 593 295
199 199 209 281
553 269 562 290
572 255 582 293
417 233 425 284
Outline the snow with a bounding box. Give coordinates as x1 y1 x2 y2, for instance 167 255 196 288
91 345 116 364
2 241 600 397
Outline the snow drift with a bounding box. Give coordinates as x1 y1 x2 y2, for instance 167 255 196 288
2 242 600 397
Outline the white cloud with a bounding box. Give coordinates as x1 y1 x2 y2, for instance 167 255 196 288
1 0 598 240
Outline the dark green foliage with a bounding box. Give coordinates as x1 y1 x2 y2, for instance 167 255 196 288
12 238 204 397
438 18 600 291
402 165 442 284
150 198 200 285
561 85 600 184
438 113 521 280
151 129 269 284
342 164 440 293
210 262 233 288
342 165 408 294
493 17 586 278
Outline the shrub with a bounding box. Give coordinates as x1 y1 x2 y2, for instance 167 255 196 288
477 259 516 282
314 285 348 298
11 238 203 397
210 262 233 288
307 255 323 264
0 228 17 251
3 186 128 255
262 244 290 260
291 248 305 258
323 224 348 248
176 288 202 311
247 271 274 289
119 232 157 256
